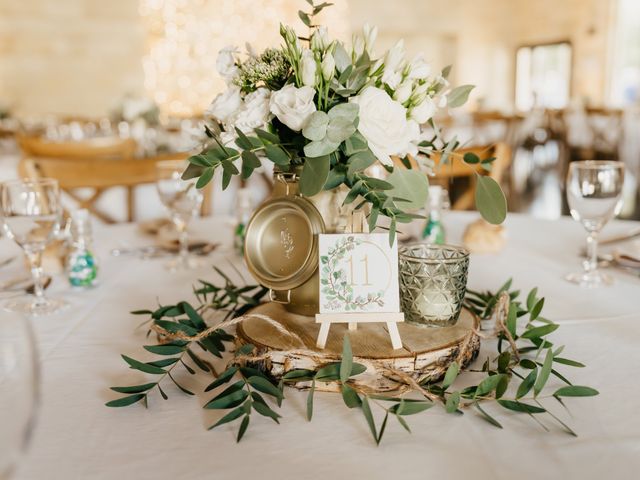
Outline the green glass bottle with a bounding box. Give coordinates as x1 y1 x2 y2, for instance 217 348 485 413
421 186 449 245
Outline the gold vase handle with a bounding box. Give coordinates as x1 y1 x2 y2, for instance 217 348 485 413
269 289 291 304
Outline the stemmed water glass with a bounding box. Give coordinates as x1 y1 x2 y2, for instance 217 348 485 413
0 311 39 479
566 160 625 288
0 179 67 315
156 160 204 271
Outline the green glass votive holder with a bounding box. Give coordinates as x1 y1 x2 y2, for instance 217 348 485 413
398 244 470 327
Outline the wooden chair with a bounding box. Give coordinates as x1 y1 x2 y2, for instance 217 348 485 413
427 142 511 211
17 135 209 222
18 134 137 160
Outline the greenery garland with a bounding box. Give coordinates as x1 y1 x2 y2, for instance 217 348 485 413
107 270 598 445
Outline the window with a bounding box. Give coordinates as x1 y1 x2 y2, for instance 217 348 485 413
609 0 640 106
515 42 572 111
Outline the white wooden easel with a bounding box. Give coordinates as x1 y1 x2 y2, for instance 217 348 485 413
315 210 404 350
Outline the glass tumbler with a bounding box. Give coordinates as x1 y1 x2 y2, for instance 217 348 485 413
398 244 470 327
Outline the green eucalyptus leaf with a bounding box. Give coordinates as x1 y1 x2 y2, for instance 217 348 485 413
327 117 357 144
143 344 185 356
208 406 245 430
386 169 429 210
247 376 283 400
110 383 157 394
475 174 507 224
324 169 347 190
306 378 315 421
304 138 340 158
347 150 376 176
521 323 559 339
252 400 281 423
534 349 554 396
447 84 475 108
341 384 362 408
333 42 351 72
553 386 599 397
264 145 290 165
526 288 538 310
361 396 378 442
463 152 480 164
300 155 330 196
497 399 546 414
445 391 461 413
340 335 353 383
254 128 279 143
236 415 250 442
121 355 166 375
343 131 369 156
442 362 459 389
241 150 262 179
392 400 434 415
328 103 359 122
282 369 315 382
196 168 214 189
476 374 507 397
474 403 503 429
182 162 206 180
302 111 329 141
516 368 537 399
105 394 146 408
553 357 585 368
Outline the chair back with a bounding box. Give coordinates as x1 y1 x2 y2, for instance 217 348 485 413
429 142 512 210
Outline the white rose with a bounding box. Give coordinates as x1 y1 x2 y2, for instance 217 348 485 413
407 54 431 80
206 86 242 124
350 86 418 165
394 81 413 104
410 95 437 123
234 88 272 133
269 84 317 131
301 50 317 87
216 46 239 83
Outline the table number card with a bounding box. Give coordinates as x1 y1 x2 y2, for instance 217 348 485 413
315 233 404 350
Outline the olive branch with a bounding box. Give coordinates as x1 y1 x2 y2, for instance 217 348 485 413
107 271 598 444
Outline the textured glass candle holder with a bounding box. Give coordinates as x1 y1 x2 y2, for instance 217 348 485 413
398 244 470 327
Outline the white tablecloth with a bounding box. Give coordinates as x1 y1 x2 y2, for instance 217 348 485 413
2 212 639 480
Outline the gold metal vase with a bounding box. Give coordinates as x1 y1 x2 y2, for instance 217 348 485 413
243 168 342 316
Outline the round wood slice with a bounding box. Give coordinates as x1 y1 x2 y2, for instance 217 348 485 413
236 302 481 393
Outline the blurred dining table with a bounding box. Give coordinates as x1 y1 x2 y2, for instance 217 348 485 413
2 211 639 480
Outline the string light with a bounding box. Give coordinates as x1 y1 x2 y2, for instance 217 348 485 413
139 0 349 116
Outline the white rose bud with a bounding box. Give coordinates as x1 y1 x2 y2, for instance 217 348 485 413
410 96 437 124
301 49 317 87
407 54 431 80
311 26 328 52
352 34 365 57
363 24 378 54
216 46 239 83
394 81 413 104
321 53 335 81
269 84 317 131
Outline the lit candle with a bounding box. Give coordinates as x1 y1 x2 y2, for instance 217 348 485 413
415 287 455 319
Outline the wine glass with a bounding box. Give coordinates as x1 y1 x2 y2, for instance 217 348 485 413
0 179 67 315
0 311 39 479
156 160 204 271
566 160 625 288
